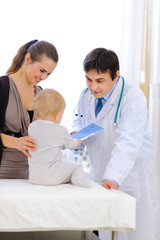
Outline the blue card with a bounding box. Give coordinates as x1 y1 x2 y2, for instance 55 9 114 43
72 123 104 140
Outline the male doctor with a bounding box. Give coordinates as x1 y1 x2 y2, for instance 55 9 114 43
72 48 160 240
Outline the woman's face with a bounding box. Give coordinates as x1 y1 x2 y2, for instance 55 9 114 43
25 54 57 86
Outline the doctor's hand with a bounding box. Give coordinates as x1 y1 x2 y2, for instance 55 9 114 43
102 180 119 190
70 131 77 135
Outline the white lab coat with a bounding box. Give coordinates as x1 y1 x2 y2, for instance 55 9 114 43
72 77 160 240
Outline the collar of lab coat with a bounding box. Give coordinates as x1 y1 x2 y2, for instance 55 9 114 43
89 77 123 121
108 76 123 105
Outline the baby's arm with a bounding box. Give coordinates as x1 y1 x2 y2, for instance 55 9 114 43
76 139 82 148
62 127 82 149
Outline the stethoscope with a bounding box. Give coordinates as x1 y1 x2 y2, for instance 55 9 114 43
74 76 125 125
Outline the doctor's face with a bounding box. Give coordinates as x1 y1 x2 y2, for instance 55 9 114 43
85 69 120 98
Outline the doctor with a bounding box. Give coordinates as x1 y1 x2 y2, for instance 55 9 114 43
72 48 160 240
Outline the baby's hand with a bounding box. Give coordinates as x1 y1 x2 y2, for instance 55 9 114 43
76 139 82 148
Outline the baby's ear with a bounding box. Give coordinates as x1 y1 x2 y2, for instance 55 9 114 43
55 111 61 120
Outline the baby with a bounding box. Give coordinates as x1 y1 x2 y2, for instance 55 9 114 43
28 88 91 187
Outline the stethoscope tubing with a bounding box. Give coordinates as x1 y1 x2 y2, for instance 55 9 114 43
114 76 125 125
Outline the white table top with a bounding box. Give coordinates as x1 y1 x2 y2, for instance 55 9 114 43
0 179 136 232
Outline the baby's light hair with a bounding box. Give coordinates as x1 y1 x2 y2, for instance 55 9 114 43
33 89 66 119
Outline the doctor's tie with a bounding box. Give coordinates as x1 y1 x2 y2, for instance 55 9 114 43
95 98 103 117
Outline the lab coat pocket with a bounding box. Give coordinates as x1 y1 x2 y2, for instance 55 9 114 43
119 172 141 203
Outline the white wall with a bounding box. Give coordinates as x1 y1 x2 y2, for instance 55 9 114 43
0 0 122 130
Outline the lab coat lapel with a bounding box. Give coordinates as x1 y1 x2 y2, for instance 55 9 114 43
96 78 123 121
88 95 96 119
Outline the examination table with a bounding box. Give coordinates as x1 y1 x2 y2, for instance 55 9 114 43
0 179 136 240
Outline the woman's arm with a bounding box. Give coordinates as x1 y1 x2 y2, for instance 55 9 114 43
0 133 37 157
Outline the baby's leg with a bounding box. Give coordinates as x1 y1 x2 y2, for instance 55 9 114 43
71 165 91 188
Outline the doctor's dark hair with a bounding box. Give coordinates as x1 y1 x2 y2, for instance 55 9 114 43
83 48 119 80
6 40 58 75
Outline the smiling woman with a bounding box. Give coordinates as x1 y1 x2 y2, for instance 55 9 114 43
0 40 58 179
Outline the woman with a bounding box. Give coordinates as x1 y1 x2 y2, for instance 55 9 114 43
0 40 58 179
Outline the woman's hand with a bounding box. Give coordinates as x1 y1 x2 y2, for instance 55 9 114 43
1 133 37 157
17 136 37 157
102 180 119 190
